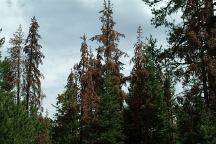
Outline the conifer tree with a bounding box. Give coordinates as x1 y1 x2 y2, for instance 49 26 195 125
88 50 101 122
126 26 146 143
83 52 101 144
95 73 125 144
79 34 90 125
91 0 127 103
37 112 52 144
77 34 89 143
77 34 100 144
0 29 13 93
126 26 147 144
0 29 41 144
143 0 216 142
142 0 216 111
23 17 45 112
8 25 24 104
127 26 168 144
0 93 41 144
0 29 4 47
53 70 80 144
90 0 126 143
163 75 176 144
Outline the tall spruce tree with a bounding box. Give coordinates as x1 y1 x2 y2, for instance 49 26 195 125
23 17 45 112
77 34 89 143
84 50 102 144
90 0 126 143
8 25 24 104
126 26 147 144
96 73 125 144
53 70 80 144
126 26 168 144
78 34 89 127
91 0 127 103
77 34 100 144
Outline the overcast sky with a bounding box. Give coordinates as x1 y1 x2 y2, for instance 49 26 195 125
0 0 167 118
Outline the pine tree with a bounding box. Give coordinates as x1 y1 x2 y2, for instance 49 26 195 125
143 0 216 143
53 70 80 144
23 17 45 113
143 0 216 112
8 25 24 104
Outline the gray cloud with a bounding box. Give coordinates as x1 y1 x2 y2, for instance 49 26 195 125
0 0 167 118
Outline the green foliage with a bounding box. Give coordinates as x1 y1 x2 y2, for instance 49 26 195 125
23 16 44 112
0 84 40 144
0 28 5 48
142 0 186 27
8 25 24 104
199 110 216 144
176 94 216 144
53 71 80 144
95 73 125 144
126 32 173 144
0 61 39 144
0 30 13 92
1 1 216 144
143 0 216 143
0 28 41 144
175 90 201 144
0 59 14 92
37 114 53 144
88 1 126 143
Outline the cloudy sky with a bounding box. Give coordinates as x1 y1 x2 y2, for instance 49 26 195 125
0 0 167 118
